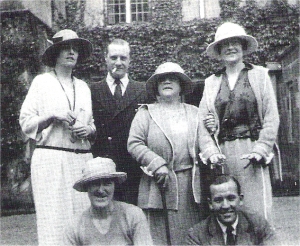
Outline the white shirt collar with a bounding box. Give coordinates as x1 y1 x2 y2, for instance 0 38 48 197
106 73 129 95
217 215 239 243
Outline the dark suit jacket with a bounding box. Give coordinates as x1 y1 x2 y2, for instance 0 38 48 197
91 78 149 176
186 210 277 245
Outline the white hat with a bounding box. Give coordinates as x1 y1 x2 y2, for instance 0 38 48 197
42 29 93 67
73 157 127 192
206 22 258 59
146 62 194 98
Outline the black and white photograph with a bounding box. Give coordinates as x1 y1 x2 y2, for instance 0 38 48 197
1 0 299 245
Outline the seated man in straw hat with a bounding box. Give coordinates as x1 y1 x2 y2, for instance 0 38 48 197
63 157 153 245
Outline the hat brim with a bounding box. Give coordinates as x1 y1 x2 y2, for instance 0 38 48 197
206 35 258 59
42 38 93 67
146 72 194 99
73 172 127 192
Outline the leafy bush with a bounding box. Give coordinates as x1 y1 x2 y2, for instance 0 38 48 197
1 12 42 167
1 0 299 175
70 0 299 83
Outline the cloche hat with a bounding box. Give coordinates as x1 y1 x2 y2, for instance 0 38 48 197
42 29 93 67
206 22 258 59
146 62 194 98
73 157 127 192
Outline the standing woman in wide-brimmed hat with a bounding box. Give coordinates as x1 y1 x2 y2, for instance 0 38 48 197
20 29 96 245
128 62 202 245
199 22 279 224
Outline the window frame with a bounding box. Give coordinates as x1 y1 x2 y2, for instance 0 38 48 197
106 0 150 25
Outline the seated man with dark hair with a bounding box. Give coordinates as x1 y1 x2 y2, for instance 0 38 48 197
186 175 278 245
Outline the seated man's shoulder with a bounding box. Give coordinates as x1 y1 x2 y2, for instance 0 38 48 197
239 210 277 244
116 201 144 215
188 216 209 236
186 216 211 245
68 208 91 227
240 209 270 228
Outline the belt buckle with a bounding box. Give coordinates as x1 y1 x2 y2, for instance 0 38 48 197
74 149 79 154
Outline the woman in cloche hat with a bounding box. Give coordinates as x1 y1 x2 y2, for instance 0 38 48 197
128 62 202 245
198 22 279 224
20 29 96 245
63 157 153 245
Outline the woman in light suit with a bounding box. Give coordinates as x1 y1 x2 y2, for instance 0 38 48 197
199 22 279 224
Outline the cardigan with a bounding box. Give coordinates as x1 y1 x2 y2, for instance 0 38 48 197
198 64 279 163
127 103 201 210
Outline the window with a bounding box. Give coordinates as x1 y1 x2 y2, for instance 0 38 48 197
107 0 149 24
131 0 149 22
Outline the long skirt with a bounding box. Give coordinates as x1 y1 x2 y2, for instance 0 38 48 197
144 169 201 245
220 138 273 224
31 148 92 245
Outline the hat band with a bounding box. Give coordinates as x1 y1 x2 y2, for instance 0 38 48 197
52 37 63 43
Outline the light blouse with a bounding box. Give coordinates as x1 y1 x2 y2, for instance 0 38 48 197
20 72 95 150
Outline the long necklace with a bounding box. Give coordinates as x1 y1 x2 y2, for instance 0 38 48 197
54 70 76 111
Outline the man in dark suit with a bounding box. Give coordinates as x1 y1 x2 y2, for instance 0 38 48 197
91 39 149 205
186 175 278 245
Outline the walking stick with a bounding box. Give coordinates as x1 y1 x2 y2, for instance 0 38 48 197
140 166 172 245
206 111 224 174
159 185 172 246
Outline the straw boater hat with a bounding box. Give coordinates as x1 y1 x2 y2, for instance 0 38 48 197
73 157 127 192
42 29 93 67
206 22 258 59
146 62 194 98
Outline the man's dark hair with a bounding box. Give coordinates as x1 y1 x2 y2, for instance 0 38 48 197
210 175 241 196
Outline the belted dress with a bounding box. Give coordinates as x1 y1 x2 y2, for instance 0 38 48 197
199 63 279 224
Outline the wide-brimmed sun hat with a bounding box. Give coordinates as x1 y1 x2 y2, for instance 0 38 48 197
206 22 258 59
73 157 127 192
42 29 93 67
146 62 194 98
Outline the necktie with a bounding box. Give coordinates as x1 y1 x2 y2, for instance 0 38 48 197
226 225 235 245
114 79 122 100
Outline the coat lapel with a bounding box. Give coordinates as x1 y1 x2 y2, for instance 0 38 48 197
206 75 223 113
147 104 174 152
207 216 226 245
207 212 253 245
95 80 116 114
112 80 144 118
184 104 198 160
235 212 253 245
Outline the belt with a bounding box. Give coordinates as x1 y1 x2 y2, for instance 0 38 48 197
36 145 91 154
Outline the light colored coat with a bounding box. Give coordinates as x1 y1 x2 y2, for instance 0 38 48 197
127 103 201 210
199 64 279 163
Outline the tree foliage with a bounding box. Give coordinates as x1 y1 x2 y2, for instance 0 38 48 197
1 12 42 164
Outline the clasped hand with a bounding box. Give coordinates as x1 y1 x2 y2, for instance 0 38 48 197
241 153 265 168
209 153 226 165
53 110 91 139
69 121 92 139
154 165 169 188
